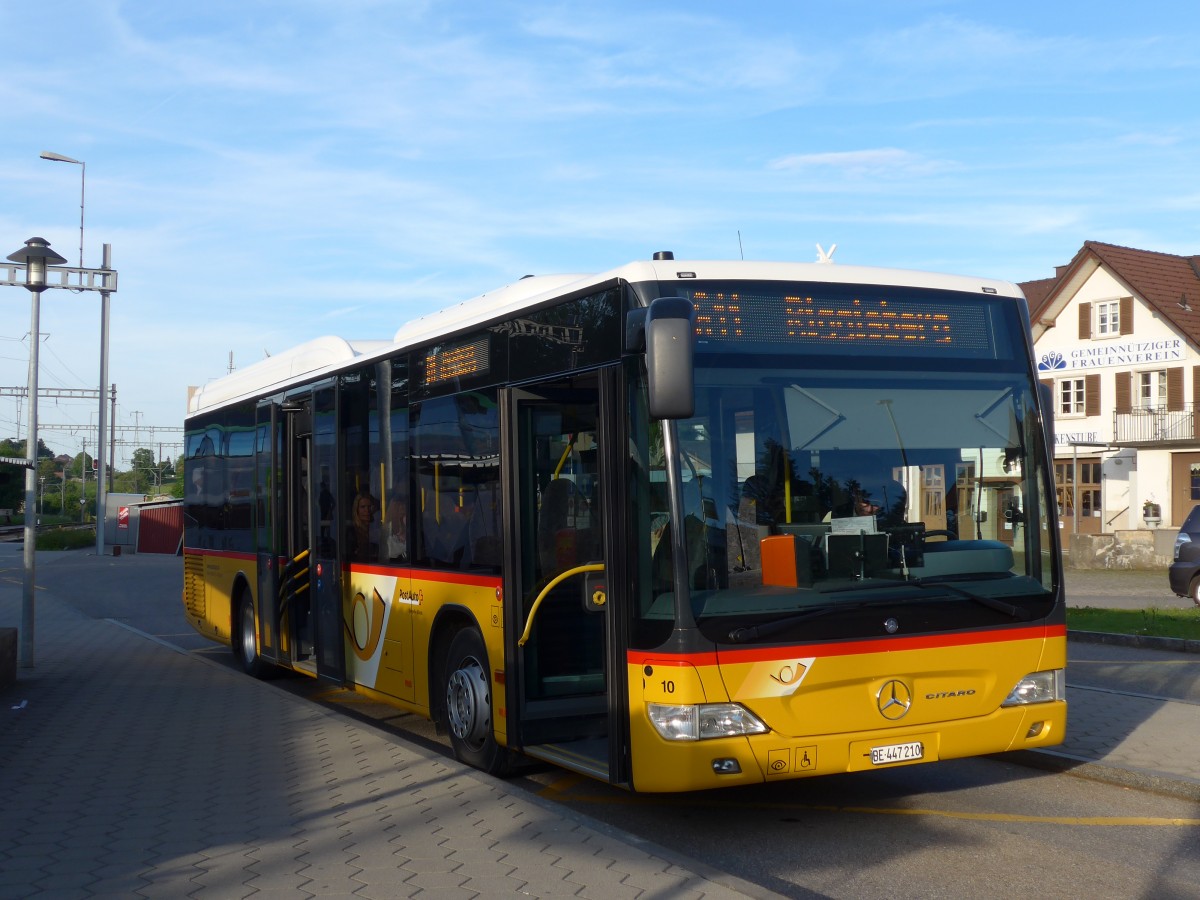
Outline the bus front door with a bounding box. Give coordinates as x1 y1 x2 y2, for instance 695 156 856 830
507 374 616 782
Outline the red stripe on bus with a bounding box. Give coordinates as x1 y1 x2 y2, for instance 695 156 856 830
344 563 502 588
627 624 1065 666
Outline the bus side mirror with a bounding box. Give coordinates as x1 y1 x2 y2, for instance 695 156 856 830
641 297 695 420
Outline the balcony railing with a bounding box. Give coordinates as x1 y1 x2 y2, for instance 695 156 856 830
1113 405 1197 443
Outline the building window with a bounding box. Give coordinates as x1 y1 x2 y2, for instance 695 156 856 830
1138 370 1167 410
1055 459 1101 519
1058 378 1085 416
1096 300 1120 336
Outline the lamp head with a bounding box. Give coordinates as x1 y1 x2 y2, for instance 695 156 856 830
40 151 82 165
7 237 67 291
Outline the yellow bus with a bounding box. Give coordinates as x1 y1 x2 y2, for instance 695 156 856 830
183 254 1066 792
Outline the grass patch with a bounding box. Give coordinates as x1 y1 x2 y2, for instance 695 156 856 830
1067 606 1200 640
36 527 97 551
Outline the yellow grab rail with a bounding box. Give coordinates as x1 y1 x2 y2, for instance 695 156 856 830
517 562 605 647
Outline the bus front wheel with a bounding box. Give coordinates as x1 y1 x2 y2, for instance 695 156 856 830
234 592 269 679
443 628 509 775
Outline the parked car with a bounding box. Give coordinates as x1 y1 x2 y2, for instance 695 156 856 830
1168 505 1200 604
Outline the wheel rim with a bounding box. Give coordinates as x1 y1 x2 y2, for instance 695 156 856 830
446 656 490 748
240 600 256 661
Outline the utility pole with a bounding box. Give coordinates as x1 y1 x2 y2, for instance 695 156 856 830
81 438 87 522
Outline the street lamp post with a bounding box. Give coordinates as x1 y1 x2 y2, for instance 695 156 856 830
39 152 84 271
6 237 66 669
39 152 113 556
3 235 118 667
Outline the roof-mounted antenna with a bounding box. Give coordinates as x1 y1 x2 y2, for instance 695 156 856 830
738 230 744 260
816 243 837 264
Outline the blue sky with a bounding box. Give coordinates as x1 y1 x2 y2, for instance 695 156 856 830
2 0 1198 463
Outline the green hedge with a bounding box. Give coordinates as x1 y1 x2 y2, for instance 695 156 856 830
35 528 97 551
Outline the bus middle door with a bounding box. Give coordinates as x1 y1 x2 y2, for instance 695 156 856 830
281 386 346 683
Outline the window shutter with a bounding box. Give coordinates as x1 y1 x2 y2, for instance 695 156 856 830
1168 366 1184 411
1085 374 1101 417
1194 367 1200 439
1078 302 1091 339
1114 371 1132 414
1119 296 1134 336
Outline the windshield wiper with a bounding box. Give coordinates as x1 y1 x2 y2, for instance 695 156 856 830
823 572 1033 621
725 576 1037 643
726 598 898 644
727 606 833 643
907 576 1034 621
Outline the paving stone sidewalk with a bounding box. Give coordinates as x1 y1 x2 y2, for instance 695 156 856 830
0 582 766 899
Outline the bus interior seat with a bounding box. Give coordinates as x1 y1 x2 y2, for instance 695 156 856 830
538 478 589 575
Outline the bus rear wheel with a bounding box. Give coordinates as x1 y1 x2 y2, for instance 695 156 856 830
443 628 509 775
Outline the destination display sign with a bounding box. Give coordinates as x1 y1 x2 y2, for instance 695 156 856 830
689 289 996 354
424 336 490 385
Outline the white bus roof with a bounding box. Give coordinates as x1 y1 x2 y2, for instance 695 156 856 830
391 259 1021 346
187 336 392 414
188 257 1023 416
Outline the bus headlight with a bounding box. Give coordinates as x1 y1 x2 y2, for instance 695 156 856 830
647 703 769 741
1001 669 1065 707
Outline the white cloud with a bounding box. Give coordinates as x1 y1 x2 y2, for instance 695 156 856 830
768 148 954 178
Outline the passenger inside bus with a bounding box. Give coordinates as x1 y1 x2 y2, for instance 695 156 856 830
347 490 379 562
385 491 408 562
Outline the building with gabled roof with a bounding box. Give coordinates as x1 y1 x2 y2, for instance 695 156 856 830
1021 241 1200 537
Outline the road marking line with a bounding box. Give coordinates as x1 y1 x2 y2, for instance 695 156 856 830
1070 659 1200 666
1067 683 1200 706
535 791 1200 826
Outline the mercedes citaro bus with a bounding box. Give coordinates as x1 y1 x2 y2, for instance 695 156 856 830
183 253 1065 792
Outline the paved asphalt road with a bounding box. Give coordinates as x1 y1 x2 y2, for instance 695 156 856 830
1064 566 1192 610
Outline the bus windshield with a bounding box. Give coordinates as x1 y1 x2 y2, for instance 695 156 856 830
643 285 1059 645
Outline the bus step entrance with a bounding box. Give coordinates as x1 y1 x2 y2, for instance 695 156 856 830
278 549 313 659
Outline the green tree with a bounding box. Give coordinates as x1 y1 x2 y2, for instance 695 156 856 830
0 462 20 515
0 438 54 515
68 450 95 479
130 447 155 491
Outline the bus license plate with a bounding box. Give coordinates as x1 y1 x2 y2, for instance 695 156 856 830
870 741 924 765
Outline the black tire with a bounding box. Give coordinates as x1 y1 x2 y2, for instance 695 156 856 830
234 591 269 678
443 628 510 775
